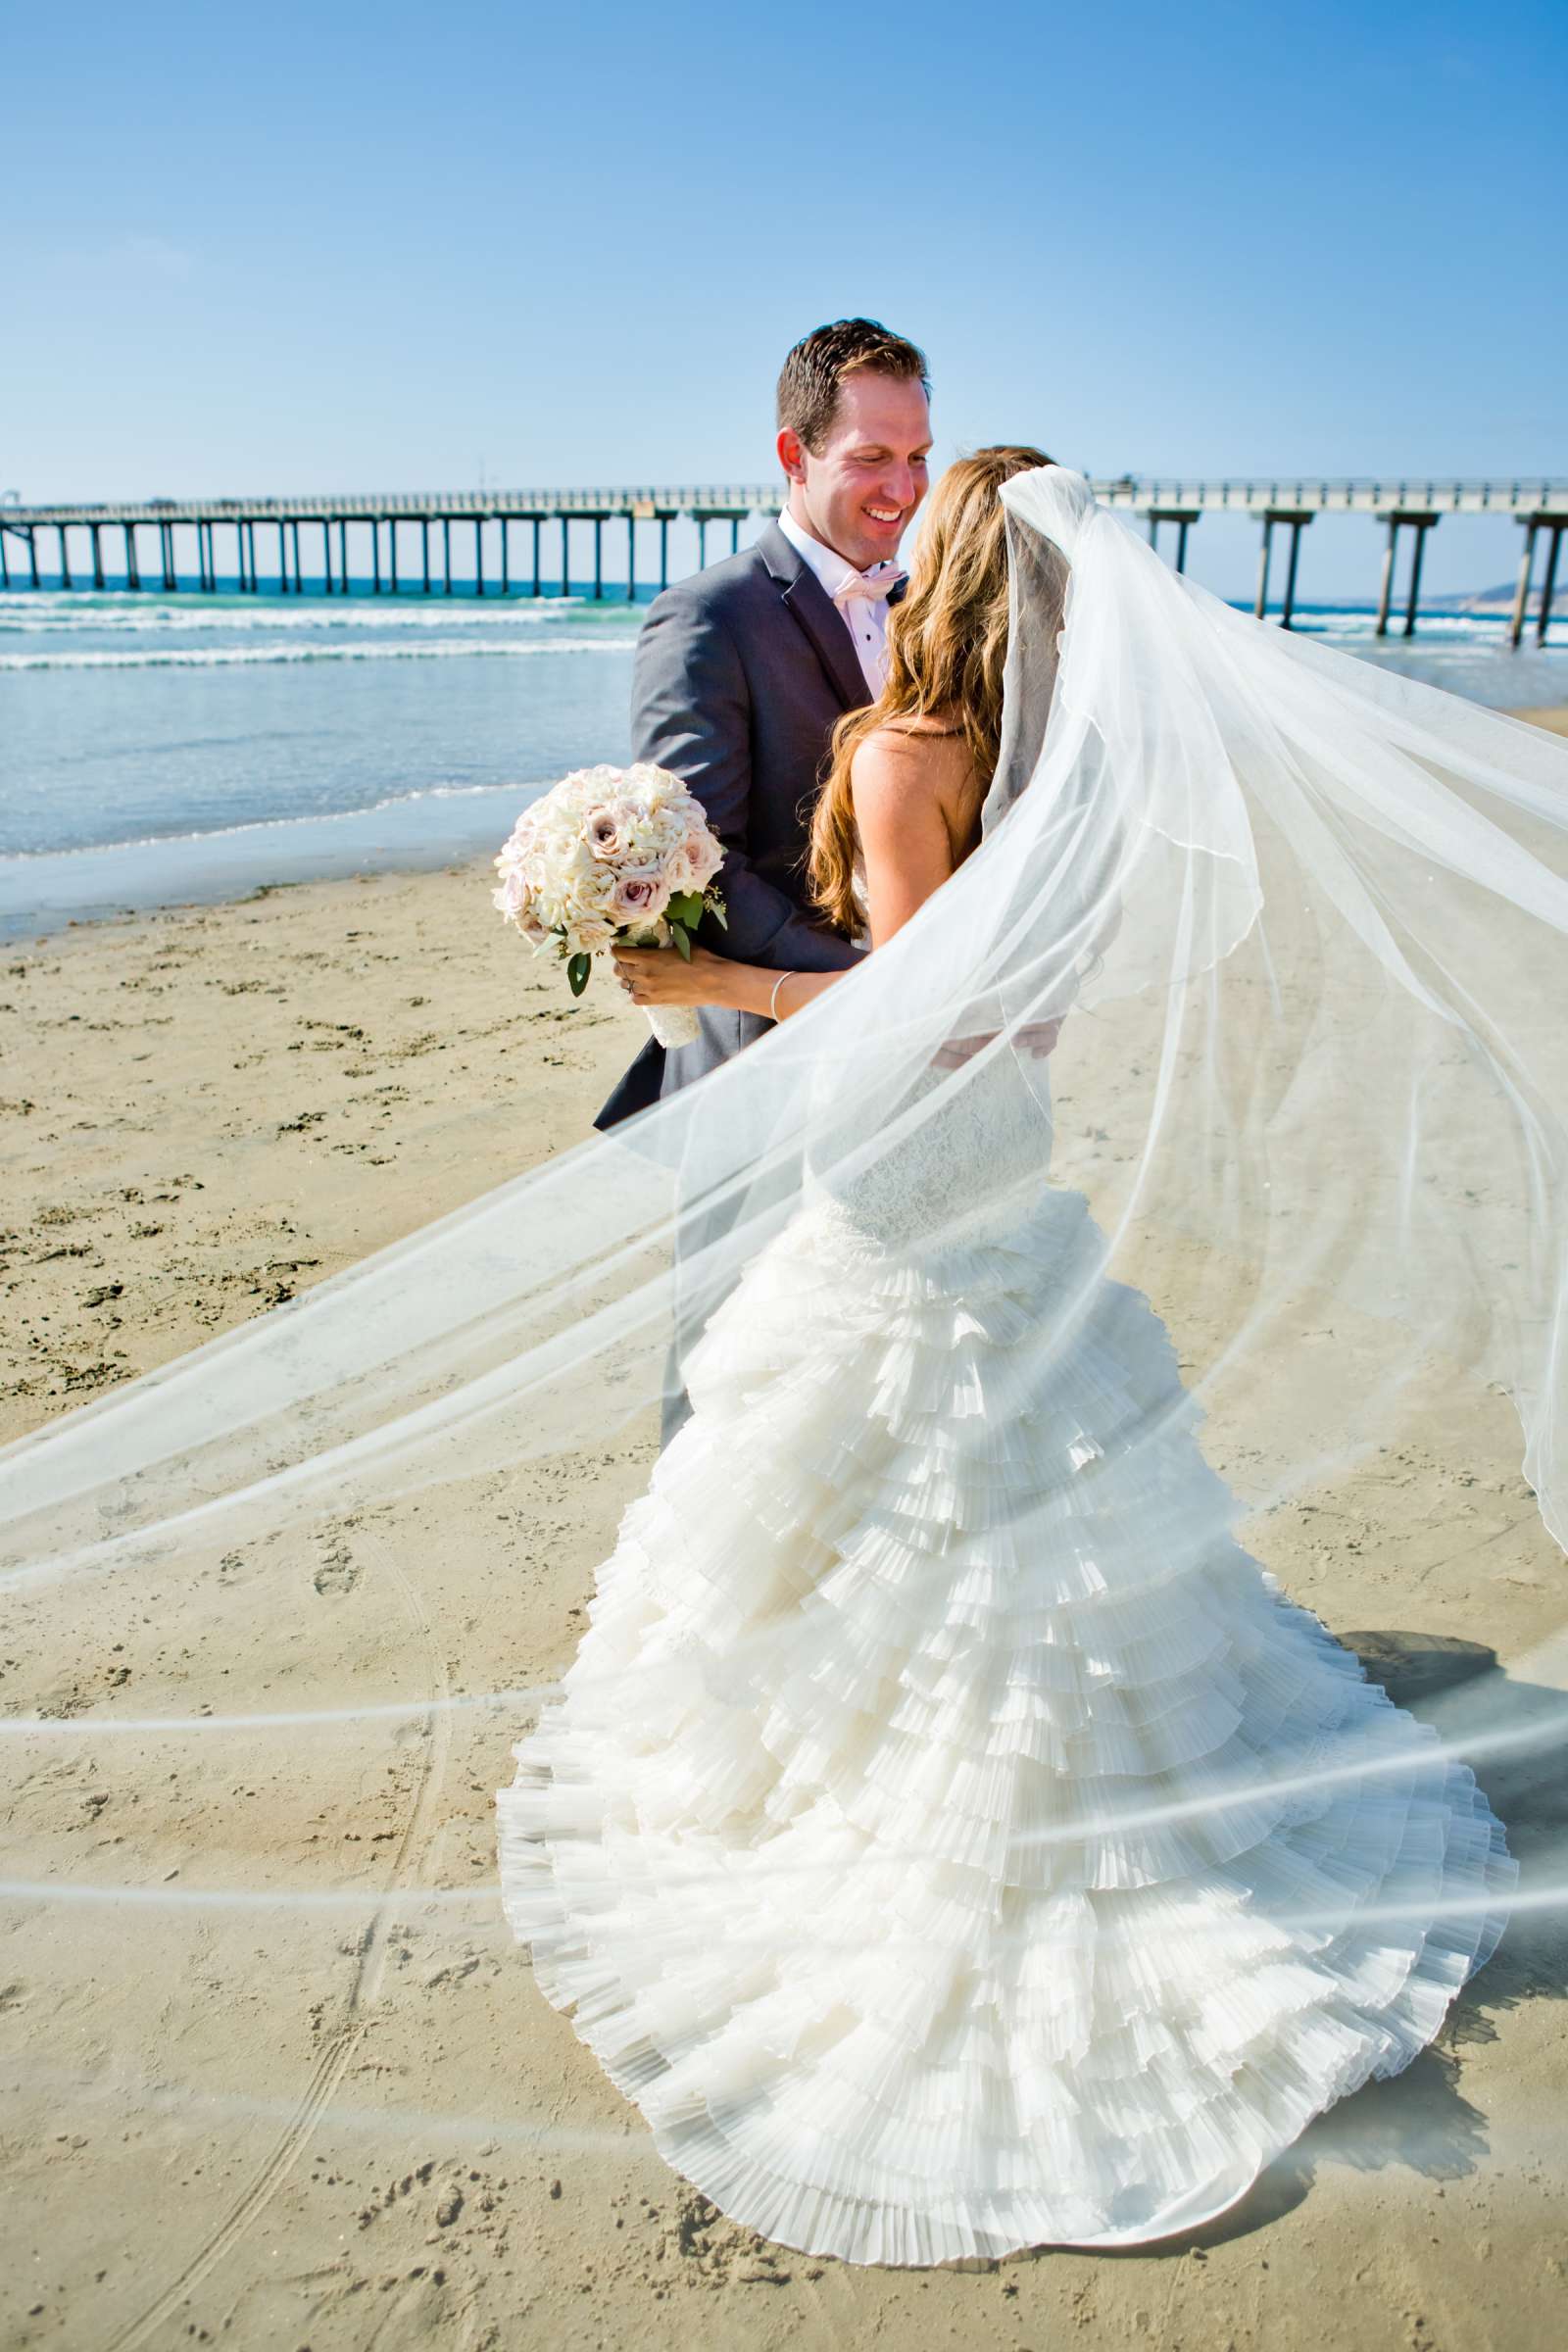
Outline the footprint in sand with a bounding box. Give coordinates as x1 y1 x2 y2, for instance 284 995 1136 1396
313 1544 360 1596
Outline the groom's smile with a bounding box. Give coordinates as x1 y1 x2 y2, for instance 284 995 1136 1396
778 367 932 574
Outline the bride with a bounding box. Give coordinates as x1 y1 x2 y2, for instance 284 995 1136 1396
493 449 1535 2263
6 454 1562 2277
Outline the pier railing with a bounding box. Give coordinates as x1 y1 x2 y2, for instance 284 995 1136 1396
2 478 1564 643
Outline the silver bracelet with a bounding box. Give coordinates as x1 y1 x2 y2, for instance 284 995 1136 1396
769 970 796 1022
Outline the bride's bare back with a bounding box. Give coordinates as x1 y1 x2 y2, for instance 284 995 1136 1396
850 714 986 950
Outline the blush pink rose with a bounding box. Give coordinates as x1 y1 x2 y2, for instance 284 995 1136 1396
609 865 671 925
582 799 641 861
685 824 723 887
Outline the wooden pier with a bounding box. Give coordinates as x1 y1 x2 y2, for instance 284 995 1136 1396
2 477 1565 642
1112 477 1568 641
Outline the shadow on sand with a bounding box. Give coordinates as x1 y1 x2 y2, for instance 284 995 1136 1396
1004 1629 1568 2267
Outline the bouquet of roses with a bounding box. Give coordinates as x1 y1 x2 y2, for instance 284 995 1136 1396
492 761 727 1049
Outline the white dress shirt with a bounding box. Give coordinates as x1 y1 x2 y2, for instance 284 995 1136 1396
776 506 901 696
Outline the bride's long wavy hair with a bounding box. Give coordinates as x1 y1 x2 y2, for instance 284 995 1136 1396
808 443 1053 933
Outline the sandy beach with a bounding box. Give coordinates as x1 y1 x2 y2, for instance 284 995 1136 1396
4 792 1567 2350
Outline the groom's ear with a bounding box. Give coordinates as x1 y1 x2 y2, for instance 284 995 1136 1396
777 426 808 486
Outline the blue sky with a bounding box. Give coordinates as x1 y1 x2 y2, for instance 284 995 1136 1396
2 0 1563 598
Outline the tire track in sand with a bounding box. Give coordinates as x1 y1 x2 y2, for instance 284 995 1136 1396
104 1524 453 2352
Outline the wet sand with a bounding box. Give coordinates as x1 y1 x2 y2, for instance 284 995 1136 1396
2 810 1566 2351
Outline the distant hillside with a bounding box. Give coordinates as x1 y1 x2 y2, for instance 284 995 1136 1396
1422 582 1552 614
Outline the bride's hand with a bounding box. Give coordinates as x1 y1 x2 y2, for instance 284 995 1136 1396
612 942 733 1008
933 1019 1062 1069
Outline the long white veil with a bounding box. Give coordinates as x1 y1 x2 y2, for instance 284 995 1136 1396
4 465 1566 2258
8 464 1560 1568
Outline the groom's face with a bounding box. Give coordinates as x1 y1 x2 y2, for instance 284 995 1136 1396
780 370 932 573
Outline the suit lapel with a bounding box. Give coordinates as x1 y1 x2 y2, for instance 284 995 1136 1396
758 521 869 713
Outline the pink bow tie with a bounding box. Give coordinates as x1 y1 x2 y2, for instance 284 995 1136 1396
832 564 906 608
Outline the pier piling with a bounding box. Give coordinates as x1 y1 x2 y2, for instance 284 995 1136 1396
125 523 140 592
1402 518 1434 636
1510 522 1539 648
57 523 72 591
1254 519 1273 619
90 521 104 590
1147 508 1200 574
1281 523 1301 627
1375 519 1397 635
1254 512 1314 625
1374 512 1439 636
1271 513 1314 629
1538 522 1563 648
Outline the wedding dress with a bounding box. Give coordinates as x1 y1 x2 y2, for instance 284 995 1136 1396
6 466 1561 2274
496 918 1515 2266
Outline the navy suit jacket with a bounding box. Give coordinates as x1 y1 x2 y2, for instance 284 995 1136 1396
593 521 872 1131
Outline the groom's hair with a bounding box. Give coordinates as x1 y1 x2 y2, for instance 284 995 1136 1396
777 318 930 454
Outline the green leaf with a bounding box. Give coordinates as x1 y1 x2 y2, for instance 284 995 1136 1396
670 925 692 962
666 890 704 928
566 952 592 997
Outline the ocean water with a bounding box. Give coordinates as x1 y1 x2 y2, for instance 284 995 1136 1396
1 583 1564 942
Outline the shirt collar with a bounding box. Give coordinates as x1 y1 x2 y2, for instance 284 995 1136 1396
776 506 862 600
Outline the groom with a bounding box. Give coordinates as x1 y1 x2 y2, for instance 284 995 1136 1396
593 316 933 1131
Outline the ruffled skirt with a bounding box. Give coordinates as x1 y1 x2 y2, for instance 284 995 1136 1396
496 1148 1513 2265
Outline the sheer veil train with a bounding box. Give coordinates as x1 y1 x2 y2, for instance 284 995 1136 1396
3 465 1566 2264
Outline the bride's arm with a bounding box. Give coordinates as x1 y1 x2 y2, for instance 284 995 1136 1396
613 731 963 1019
612 735 957 1019
611 942 844 1021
